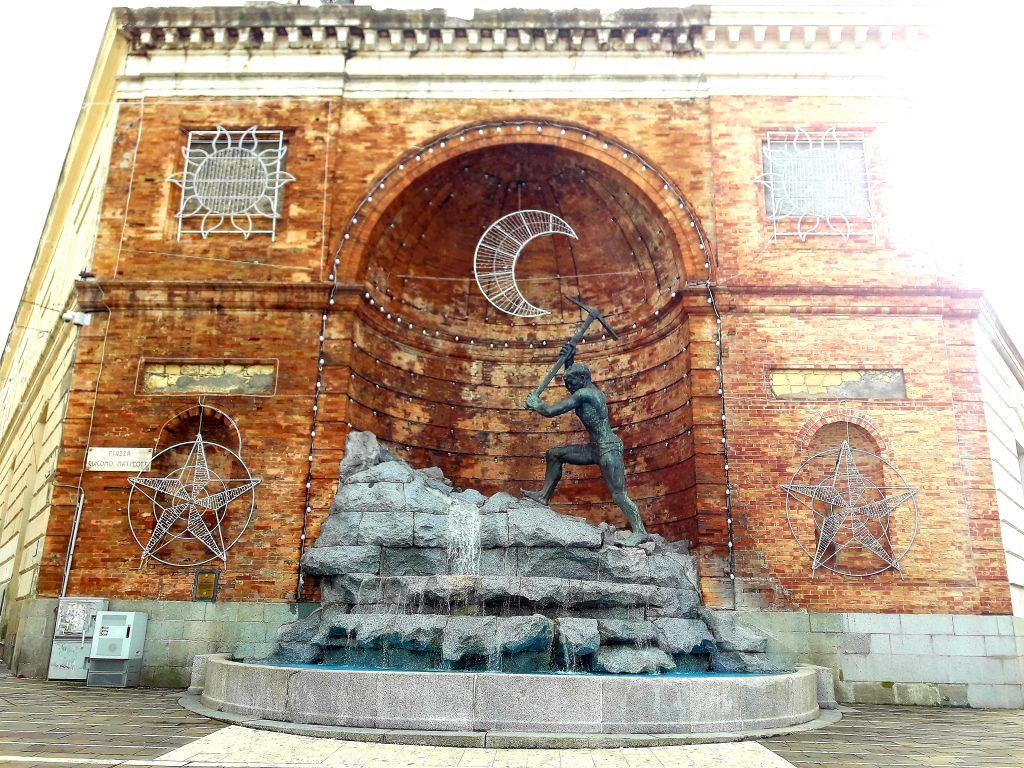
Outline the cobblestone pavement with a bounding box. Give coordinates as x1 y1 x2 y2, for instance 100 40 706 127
2 670 1024 767
0 673 220 766
762 706 1024 767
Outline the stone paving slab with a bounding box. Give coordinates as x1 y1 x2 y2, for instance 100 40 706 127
156 726 796 766
3 669 1024 767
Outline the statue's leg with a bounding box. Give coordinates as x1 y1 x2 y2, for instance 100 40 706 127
598 449 648 538
523 444 594 504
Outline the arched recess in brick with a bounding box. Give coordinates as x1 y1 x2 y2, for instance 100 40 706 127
135 404 246 568
323 120 721 545
796 409 887 456
797 421 906 577
156 403 242 453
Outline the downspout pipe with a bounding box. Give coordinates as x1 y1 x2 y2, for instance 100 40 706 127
55 484 85 598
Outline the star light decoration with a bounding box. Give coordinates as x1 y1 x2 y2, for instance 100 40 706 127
168 126 295 241
781 441 919 577
128 433 261 567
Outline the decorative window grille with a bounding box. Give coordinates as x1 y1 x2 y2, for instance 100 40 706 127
168 126 295 241
756 128 876 242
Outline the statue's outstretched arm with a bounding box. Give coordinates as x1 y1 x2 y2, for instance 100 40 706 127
526 391 578 418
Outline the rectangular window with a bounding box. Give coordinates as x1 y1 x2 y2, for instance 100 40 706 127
167 127 294 241
759 128 875 242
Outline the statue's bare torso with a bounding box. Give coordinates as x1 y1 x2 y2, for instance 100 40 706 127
573 387 623 456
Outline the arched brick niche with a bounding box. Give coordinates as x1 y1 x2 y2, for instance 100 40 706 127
797 421 908 578
334 129 717 544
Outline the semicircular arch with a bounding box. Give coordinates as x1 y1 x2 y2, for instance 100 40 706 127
332 118 715 293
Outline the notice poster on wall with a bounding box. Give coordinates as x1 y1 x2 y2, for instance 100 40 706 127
86 447 153 472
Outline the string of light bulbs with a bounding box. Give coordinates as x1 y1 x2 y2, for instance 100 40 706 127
294 118 735 599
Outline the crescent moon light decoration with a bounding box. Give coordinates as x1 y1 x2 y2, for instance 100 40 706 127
473 209 578 317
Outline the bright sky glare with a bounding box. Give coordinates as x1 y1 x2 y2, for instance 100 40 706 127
1 1 1019 353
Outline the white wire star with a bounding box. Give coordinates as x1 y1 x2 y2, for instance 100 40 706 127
782 441 917 577
129 434 261 566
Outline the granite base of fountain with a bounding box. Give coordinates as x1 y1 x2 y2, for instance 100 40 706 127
198 432 828 741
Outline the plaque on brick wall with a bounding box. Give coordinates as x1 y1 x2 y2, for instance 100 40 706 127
86 447 153 472
771 369 906 400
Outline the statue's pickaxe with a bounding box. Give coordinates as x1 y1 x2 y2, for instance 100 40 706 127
531 296 619 399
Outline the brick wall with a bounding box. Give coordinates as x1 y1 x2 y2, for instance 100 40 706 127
42 93 1010 617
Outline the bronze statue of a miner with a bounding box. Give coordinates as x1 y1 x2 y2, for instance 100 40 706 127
522 297 648 547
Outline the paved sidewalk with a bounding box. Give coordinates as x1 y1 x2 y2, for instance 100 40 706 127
0 673 220 766
2 670 1024 767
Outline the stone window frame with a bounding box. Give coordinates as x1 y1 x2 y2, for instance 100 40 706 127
134 357 280 398
755 127 878 243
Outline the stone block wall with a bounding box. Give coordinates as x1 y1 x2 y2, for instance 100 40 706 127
742 611 1024 708
10 597 314 688
17 596 1024 707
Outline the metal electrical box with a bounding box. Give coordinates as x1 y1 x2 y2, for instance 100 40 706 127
48 597 109 681
86 611 147 688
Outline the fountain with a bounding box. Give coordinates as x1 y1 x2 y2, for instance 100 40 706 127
195 432 831 744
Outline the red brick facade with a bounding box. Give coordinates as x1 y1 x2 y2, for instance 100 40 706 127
40 93 1011 615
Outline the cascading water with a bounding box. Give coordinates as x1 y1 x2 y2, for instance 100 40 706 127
446 497 481 576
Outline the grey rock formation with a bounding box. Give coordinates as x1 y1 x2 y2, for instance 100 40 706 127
332 483 406 516
556 618 600 657
480 492 518 514
597 619 657 644
277 611 322 644
454 488 486 507
404 478 450 515
338 431 393 483
593 646 676 674
653 618 716 655
498 615 553 654
264 431 782 675
700 608 769 653
380 547 447 576
301 545 380 576
508 508 603 548
392 615 448 651
314 512 362 547
442 616 498 663
712 650 787 674
349 461 418 484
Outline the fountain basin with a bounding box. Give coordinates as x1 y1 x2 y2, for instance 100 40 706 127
200 657 820 736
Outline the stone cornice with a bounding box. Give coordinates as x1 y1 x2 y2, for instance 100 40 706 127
76 280 363 311
117 5 935 56
715 283 982 318
978 297 1024 391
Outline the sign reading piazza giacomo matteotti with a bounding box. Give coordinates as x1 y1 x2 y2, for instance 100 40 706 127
85 447 152 472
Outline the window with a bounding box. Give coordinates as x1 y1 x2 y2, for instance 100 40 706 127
167 126 295 241
756 127 876 242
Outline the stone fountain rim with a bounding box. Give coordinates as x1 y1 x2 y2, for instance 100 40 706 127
256 661 789 678
193 657 831 746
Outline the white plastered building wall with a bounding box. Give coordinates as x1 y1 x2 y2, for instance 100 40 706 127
976 301 1024 616
0 17 125 669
